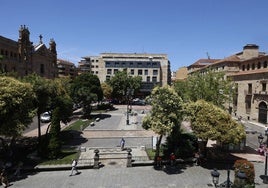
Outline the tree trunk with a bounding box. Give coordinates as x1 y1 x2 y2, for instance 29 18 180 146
154 134 163 162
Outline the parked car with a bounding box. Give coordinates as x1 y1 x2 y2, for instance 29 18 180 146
132 98 146 105
40 112 51 123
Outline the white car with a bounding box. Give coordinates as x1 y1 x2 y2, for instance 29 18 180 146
40 112 51 123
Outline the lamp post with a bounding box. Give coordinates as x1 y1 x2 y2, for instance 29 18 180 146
236 171 247 187
211 168 232 188
258 128 268 184
125 88 134 125
211 168 220 187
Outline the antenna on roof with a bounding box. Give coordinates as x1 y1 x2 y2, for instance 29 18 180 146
206 52 210 59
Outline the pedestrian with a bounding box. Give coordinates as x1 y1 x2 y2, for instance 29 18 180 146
194 152 200 166
156 156 162 167
170 153 176 166
69 159 79 176
1 168 9 188
120 138 125 151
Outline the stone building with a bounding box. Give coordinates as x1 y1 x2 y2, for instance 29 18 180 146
78 53 171 96
188 44 268 124
0 25 58 78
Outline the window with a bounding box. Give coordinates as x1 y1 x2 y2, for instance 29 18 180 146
152 76 157 82
153 69 158 75
146 76 150 82
138 69 142 75
40 64 45 74
258 62 261 69
242 65 245 71
144 69 148 75
247 64 250 70
130 69 134 75
248 83 252 94
114 69 118 74
107 69 112 74
264 61 267 68
262 83 267 92
252 63 255 70
106 75 111 81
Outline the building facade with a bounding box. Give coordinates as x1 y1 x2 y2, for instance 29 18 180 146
57 59 78 78
0 25 58 78
78 53 171 95
187 44 268 124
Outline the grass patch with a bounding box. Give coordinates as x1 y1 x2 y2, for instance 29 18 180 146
64 119 92 131
40 149 80 165
146 148 155 160
146 148 164 160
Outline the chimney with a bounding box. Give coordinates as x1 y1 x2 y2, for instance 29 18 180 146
242 44 259 59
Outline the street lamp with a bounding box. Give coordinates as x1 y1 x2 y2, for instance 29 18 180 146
211 168 220 187
236 171 247 187
258 128 268 184
125 88 134 125
211 168 232 187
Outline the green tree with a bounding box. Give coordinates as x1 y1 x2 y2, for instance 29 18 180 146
174 69 233 108
107 70 142 101
101 82 113 100
0 76 35 137
142 86 183 161
184 100 246 153
70 73 103 118
47 107 61 158
23 74 52 143
46 78 73 158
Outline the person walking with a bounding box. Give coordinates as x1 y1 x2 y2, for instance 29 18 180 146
69 159 79 176
120 138 125 151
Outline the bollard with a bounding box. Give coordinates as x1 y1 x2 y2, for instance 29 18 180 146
126 148 132 167
93 149 100 169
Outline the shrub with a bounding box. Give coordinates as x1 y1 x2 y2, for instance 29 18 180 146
233 159 255 187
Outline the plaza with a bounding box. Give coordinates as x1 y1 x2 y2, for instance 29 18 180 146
19 105 268 187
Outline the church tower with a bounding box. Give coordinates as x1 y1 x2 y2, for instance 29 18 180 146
18 25 33 61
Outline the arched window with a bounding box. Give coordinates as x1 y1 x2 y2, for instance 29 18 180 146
242 65 245 71
252 63 255 70
258 62 261 69
264 61 267 68
247 64 250 70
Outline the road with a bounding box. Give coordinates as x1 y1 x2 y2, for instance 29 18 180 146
243 120 267 149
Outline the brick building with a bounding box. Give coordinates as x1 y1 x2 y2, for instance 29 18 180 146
0 25 58 78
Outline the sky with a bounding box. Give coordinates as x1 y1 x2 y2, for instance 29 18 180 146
1 0 268 71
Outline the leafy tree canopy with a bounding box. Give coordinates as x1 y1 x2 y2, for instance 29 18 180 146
142 86 183 160
0 76 35 136
107 70 142 100
184 100 245 144
70 73 103 117
174 69 233 109
101 82 113 100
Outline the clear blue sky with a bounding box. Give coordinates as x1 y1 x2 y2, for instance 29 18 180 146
1 0 268 71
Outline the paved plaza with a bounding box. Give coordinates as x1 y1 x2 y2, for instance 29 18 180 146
9 162 268 188
18 105 268 187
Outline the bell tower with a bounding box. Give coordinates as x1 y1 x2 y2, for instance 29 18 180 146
18 25 33 62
